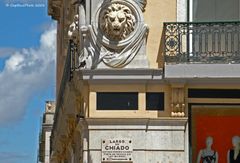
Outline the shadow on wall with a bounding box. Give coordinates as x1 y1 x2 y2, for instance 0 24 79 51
89 156 94 163
156 29 165 68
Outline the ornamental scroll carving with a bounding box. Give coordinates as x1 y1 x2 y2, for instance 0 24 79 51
77 0 149 69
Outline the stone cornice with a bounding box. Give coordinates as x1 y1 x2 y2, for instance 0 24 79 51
81 118 188 130
166 78 240 85
72 68 240 85
74 69 164 84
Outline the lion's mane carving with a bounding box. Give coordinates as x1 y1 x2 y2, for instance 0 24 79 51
100 3 136 40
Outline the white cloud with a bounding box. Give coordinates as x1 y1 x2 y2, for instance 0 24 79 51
5 53 24 71
0 23 56 125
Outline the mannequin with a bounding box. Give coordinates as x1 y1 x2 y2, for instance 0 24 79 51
227 136 240 163
197 136 218 163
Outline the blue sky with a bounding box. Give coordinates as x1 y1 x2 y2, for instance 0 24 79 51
0 1 56 163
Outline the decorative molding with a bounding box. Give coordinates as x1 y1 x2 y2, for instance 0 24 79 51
68 14 80 45
135 0 147 12
45 101 56 113
170 85 185 117
84 118 188 129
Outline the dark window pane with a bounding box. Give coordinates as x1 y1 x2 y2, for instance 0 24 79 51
97 92 138 110
188 89 240 98
146 92 164 111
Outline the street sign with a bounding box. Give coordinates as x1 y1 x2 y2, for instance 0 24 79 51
102 138 133 162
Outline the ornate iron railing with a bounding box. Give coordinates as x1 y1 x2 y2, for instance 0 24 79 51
164 21 240 63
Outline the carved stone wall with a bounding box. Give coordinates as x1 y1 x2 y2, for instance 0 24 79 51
67 0 150 69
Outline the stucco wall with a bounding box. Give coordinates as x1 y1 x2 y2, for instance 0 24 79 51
89 84 171 118
144 0 177 68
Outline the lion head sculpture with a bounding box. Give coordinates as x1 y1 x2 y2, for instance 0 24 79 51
100 3 136 40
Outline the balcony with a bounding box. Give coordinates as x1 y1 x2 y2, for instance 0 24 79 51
163 21 240 79
164 21 240 64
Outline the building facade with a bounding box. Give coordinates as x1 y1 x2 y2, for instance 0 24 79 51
38 101 56 163
48 0 240 162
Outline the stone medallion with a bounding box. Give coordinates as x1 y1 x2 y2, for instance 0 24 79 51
92 0 144 49
78 0 149 69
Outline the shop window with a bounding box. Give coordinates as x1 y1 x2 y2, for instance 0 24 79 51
146 92 164 111
188 89 240 98
97 92 138 110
